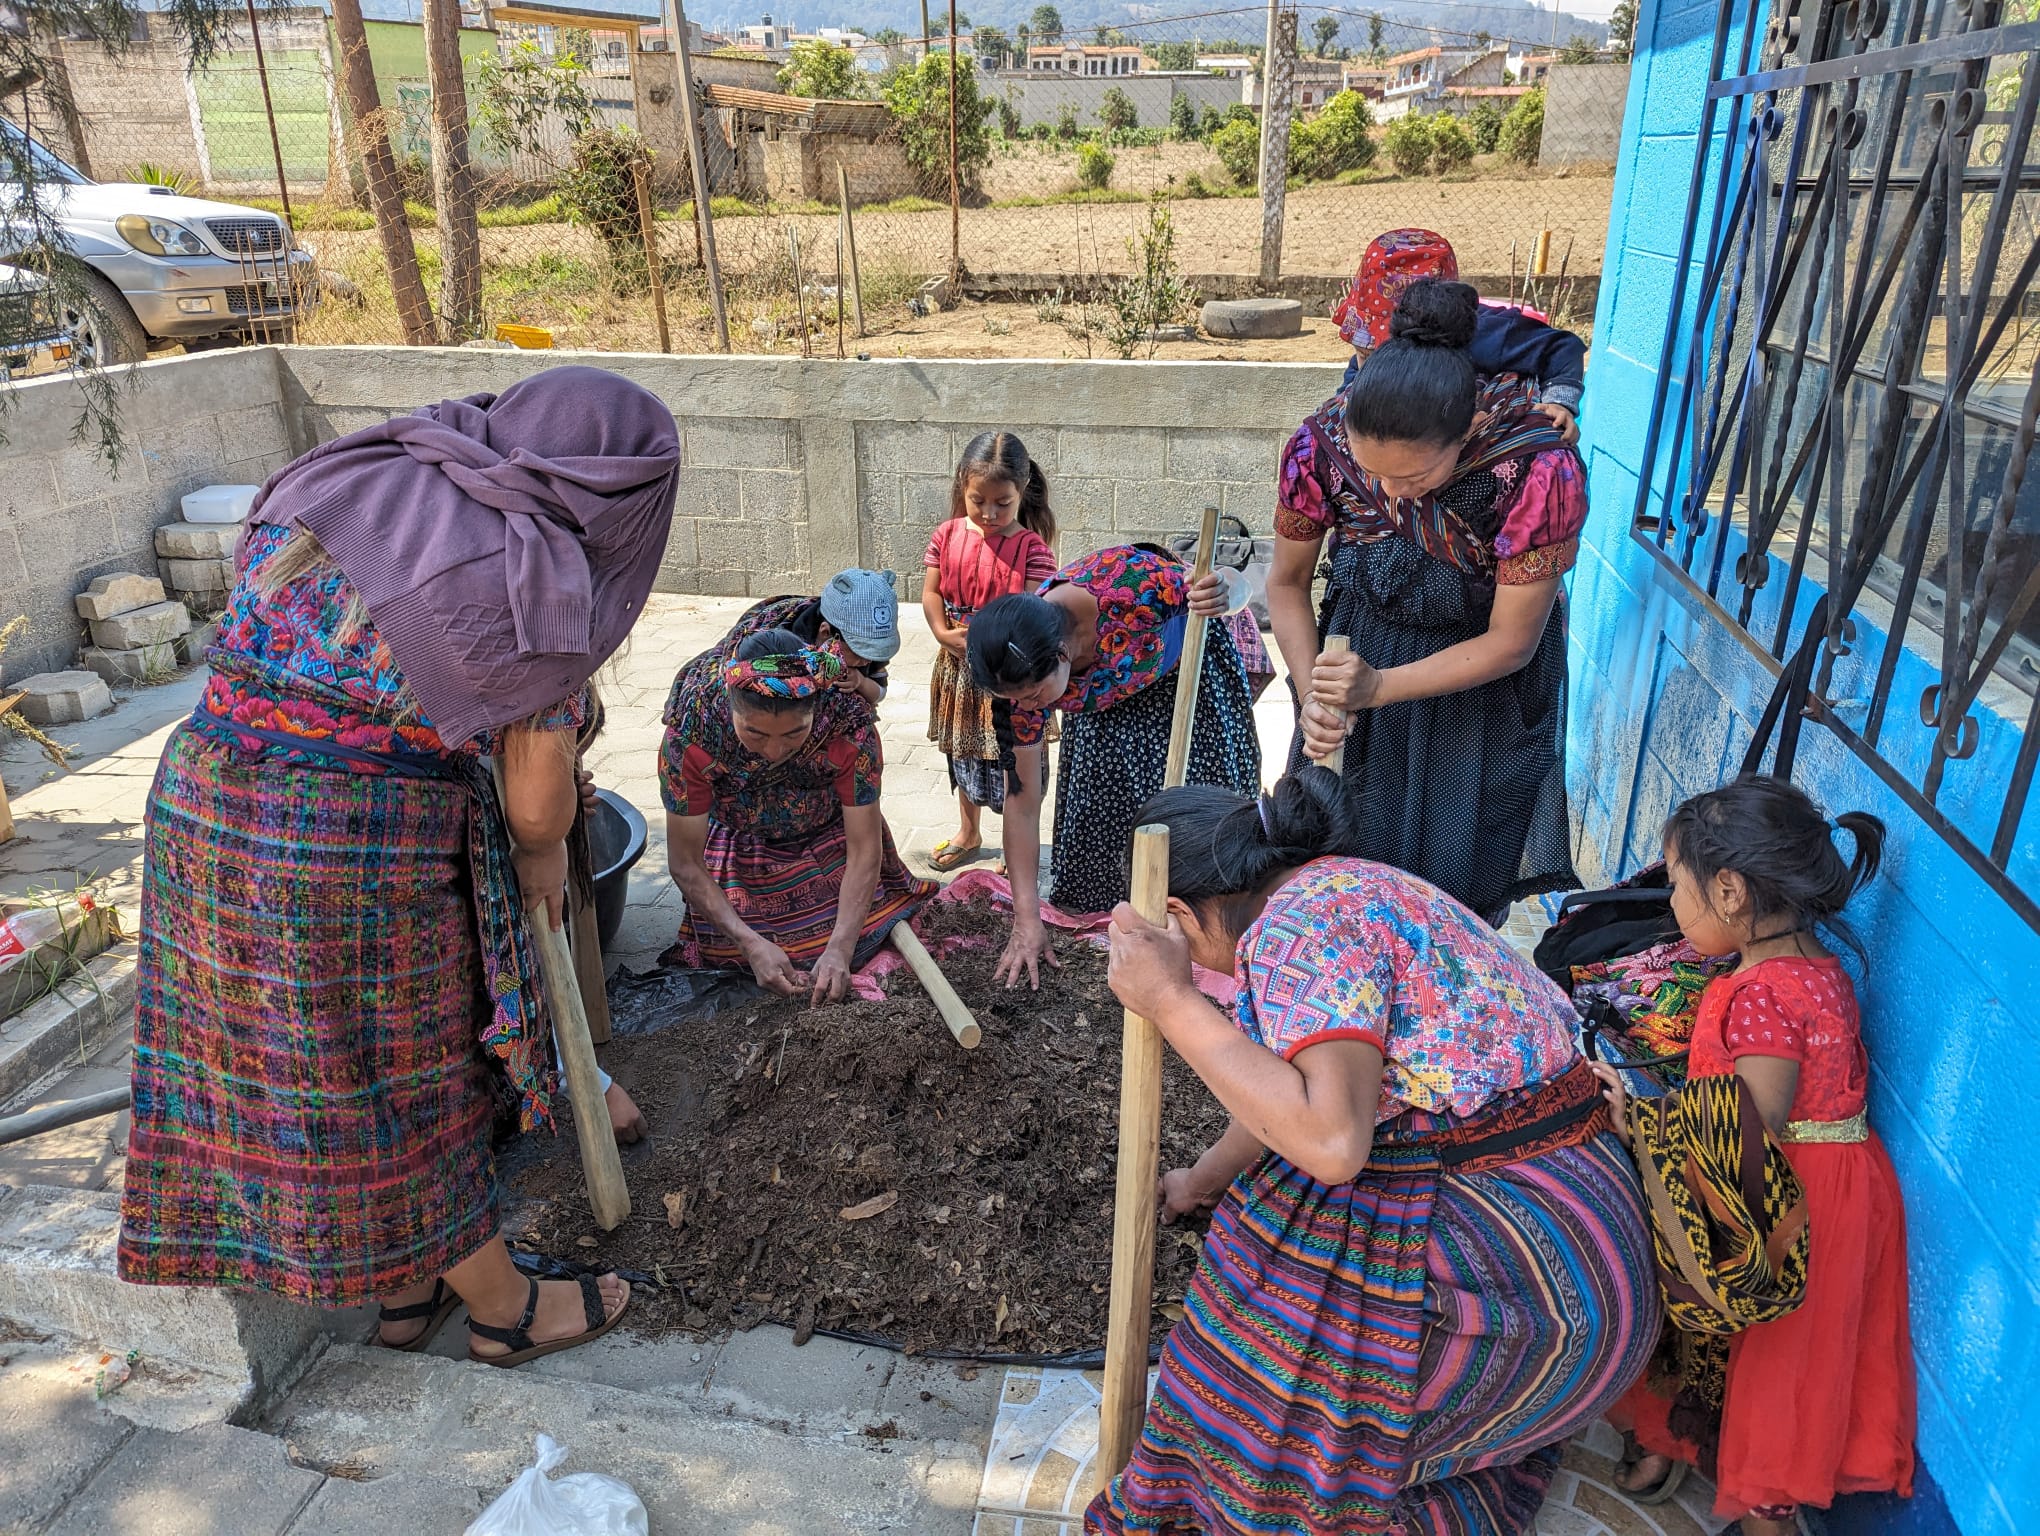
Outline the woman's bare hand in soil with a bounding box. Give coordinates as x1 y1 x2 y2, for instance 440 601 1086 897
809 947 853 1005
745 938 806 996
1158 1168 1222 1223
995 916 1060 990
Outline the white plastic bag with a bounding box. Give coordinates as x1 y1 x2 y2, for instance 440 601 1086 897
464 1435 649 1536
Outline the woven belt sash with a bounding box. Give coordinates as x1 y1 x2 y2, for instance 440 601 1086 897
1780 1108 1869 1144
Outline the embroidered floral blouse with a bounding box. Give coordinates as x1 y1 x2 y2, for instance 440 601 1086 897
1687 957 1868 1123
659 658 883 844
1275 376 1589 587
1000 544 1190 750
1231 858 1580 1122
195 523 586 770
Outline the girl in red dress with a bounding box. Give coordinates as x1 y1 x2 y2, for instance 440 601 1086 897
1593 775 1916 1529
921 431 1059 871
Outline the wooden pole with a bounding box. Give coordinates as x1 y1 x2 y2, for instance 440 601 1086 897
1255 6 1296 288
666 0 729 351
632 156 672 353
1317 633 1351 773
947 0 961 288
423 0 482 339
1532 226 1553 278
492 762 630 1231
243 0 294 222
1162 504 1221 790
789 227 811 357
1099 823 1171 1476
888 925 981 1048
834 232 846 360
330 0 435 344
837 161 866 337
568 822 613 1047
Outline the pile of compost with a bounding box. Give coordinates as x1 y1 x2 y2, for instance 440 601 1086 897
507 896 1228 1355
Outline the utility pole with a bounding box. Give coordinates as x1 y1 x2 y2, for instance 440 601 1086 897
666 0 730 350
1255 7 1295 288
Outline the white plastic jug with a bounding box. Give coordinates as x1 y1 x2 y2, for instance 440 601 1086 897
181 485 259 525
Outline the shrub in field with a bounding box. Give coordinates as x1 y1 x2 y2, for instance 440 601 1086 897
1055 103 1081 139
1099 85 1138 133
997 95 1022 138
1382 113 1435 175
1077 141 1115 189
884 53 995 195
1497 86 1545 165
1212 116 1261 185
778 38 864 98
560 125 651 275
1288 89 1375 180
1169 92 1197 139
1430 115 1474 172
1465 100 1505 154
1105 196 1197 359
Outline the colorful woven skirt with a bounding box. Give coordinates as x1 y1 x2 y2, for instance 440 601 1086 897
664 811 936 970
118 727 513 1306
929 646 1005 810
1047 624 1262 915
1089 1070 1659 1535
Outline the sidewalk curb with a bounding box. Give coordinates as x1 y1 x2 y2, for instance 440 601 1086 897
0 947 138 1107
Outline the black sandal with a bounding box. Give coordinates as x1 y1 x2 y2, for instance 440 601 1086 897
468 1273 629 1369
374 1279 461 1353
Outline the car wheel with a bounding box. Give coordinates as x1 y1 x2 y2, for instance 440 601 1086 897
59 266 151 366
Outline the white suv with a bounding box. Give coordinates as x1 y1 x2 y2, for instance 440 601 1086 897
2 121 319 363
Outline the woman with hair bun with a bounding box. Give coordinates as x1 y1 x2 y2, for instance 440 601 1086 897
964 543 1261 985
1264 277 1589 922
1089 766 1657 1535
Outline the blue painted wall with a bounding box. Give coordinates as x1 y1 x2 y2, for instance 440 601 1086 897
1571 0 2040 1531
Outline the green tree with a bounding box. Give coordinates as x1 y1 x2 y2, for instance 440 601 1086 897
476 39 597 156
1496 84 1545 163
874 26 905 44
1077 140 1115 188
1311 15 1340 53
973 23 1012 68
1030 4 1062 40
883 51 995 193
778 38 864 98
1099 85 1138 132
997 92 1022 136
1094 24 1126 44
1430 114 1474 171
1607 0 1636 59
1382 113 1435 174
1464 99 1505 153
1169 91 1198 138
1560 35 1599 63
1151 40 1197 70
1212 115 1262 184
1055 102 1081 138
560 125 653 276
1288 88 1375 178
1368 12 1384 57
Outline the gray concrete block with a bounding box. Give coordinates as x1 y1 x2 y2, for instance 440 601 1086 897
160 557 234 594
283 1471 483 1535
12 670 114 725
739 468 807 526
694 519 758 572
1166 426 1284 486
859 421 953 475
684 417 791 470
0 1347 135 1532
75 574 168 622
46 1422 321 1536
81 644 179 687
153 522 239 560
89 601 191 652
1056 425 1151 479
177 618 223 666
676 466 741 523
0 946 136 1117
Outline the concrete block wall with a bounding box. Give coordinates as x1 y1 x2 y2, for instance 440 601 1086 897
1541 61 1634 170
988 71 1241 130
275 348 1340 602
0 349 293 679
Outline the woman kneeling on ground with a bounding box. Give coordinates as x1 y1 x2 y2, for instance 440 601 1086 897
119 366 678 1367
660 628 934 1001
1090 767 1660 1535
966 542 1261 986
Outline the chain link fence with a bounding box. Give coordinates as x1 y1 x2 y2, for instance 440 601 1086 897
12 4 1627 356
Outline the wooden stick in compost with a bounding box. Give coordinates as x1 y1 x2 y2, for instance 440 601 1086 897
1100 823 1171 1476
492 761 630 1231
1317 634 1352 774
1162 503 1221 790
568 821 612 1046
887 923 981 1048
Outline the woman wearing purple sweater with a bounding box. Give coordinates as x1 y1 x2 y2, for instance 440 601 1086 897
118 367 677 1369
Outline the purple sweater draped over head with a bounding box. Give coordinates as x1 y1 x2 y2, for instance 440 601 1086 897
246 365 680 746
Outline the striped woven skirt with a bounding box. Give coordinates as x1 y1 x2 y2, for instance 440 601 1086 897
118 726 515 1306
1089 1068 1659 1535
664 812 936 970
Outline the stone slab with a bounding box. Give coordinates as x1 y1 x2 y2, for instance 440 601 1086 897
0 1343 136 1532
175 619 221 667
282 1471 483 1535
88 602 191 653
13 671 114 725
47 1422 322 1536
74 575 167 623
81 645 178 688
0 946 137 1106
153 523 239 561
159 558 234 594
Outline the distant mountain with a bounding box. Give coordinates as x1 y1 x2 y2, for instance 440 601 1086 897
697 0 1606 53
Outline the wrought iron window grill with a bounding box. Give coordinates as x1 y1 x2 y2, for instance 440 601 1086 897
1631 0 2040 928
